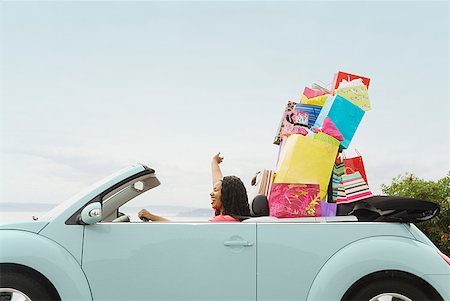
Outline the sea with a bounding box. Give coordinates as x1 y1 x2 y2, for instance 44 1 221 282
0 203 212 224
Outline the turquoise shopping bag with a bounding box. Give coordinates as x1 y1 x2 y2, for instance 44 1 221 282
314 95 364 149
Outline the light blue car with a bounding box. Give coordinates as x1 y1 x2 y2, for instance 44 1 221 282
1 164 449 301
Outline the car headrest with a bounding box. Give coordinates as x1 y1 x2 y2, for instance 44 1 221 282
252 195 269 217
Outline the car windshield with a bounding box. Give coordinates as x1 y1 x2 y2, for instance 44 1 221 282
101 174 160 222
41 165 145 220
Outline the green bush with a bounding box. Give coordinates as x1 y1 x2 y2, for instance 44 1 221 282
381 172 450 256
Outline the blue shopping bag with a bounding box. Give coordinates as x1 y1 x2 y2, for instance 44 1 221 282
294 104 322 128
314 95 364 149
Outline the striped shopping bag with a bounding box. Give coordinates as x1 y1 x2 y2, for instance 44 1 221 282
294 104 322 129
336 171 372 204
332 157 345 202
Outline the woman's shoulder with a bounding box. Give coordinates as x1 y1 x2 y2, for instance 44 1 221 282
209 214 240 222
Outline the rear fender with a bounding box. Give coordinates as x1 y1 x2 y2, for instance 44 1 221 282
306 236 450 301
0 230 92 301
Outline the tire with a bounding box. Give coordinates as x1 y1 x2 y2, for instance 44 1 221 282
0 270 60 301
343 277 442 301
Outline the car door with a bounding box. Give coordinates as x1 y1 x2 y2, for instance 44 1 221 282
82 222 256 301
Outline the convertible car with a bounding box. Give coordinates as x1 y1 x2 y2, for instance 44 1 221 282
0 164 449 301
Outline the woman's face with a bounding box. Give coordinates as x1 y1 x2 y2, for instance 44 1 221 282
210 181 223 212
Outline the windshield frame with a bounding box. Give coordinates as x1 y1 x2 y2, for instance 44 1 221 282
39 164 153 223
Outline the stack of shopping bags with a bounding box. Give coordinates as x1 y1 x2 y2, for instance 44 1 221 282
269 71 374 218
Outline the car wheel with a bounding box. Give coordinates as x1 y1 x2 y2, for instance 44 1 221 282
343 278 442 301
0 270 60 301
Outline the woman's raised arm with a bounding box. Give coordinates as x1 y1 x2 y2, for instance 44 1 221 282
211 152 224 187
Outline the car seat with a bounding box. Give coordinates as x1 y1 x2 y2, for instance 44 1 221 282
251 194 269 217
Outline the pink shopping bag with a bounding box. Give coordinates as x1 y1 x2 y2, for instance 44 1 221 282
268 183 321 218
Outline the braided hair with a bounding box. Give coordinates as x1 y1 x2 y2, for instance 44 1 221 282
215 176 250 218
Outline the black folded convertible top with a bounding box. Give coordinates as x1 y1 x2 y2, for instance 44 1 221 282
337 196 441 223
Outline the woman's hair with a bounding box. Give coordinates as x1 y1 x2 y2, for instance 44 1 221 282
216 176 250 218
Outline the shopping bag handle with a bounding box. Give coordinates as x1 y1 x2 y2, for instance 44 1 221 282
336 152 344 163
342 149 362 159
314 80 332 91
345 166 357 174
325 135 336 153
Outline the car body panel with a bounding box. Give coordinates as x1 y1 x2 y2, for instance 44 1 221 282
0 220 49 233
82 223 256 301
34 164 148 264
39 223 85 265
422 274 450 299
306 236 450 301
0 230 92 301
256 222 415 301
406 222 439 247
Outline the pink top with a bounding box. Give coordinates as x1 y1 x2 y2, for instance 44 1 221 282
209 214 239 222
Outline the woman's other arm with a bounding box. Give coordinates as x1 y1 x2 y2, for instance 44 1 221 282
138 209 169 222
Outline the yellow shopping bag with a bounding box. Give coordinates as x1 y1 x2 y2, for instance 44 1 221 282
335 85 371 111
300 94 330 107
274 133 339 200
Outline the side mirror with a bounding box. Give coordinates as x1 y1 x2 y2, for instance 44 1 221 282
80 202 102 225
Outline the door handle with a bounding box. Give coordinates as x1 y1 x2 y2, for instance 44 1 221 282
224 240 254 247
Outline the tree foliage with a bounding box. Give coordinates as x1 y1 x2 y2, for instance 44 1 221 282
381 172 450 256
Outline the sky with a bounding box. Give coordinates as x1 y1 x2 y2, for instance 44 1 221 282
0 1 449 213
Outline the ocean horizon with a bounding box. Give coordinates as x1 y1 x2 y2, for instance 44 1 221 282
0 202 213 224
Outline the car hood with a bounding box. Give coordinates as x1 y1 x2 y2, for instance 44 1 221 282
0 220 50 233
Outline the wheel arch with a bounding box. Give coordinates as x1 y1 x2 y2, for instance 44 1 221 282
341 270 443 300
306 235 448 301
0 230 92 301
0 263 61 300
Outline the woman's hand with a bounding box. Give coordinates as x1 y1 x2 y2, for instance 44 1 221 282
138 209 152 221
212 152 224 164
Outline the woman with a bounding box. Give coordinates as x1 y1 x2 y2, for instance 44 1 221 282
209 152 251 222
138 152 250 222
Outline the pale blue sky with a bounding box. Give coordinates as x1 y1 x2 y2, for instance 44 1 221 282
1 1 449 210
